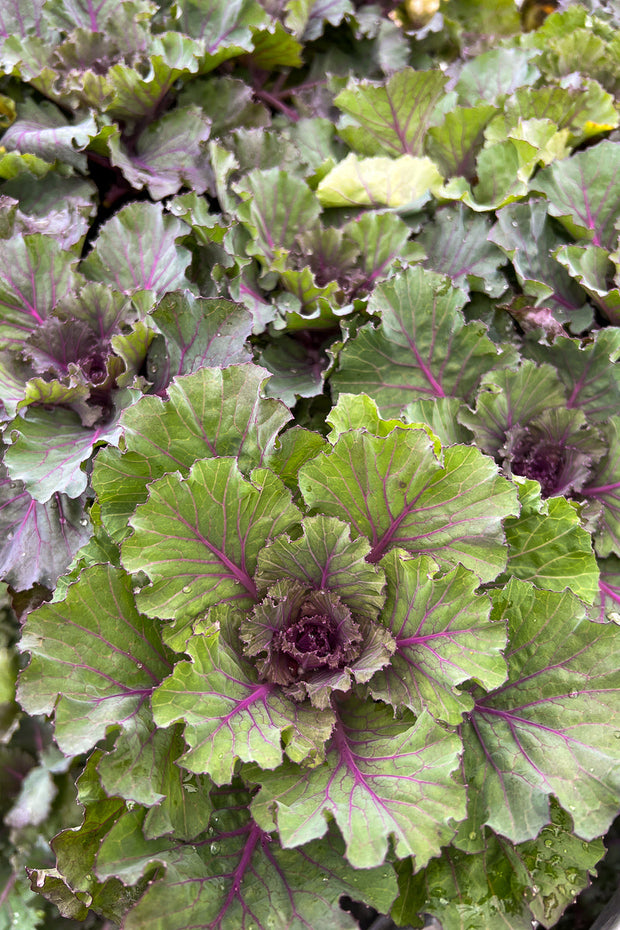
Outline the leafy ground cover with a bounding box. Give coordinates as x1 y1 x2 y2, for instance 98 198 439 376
2 0 620 928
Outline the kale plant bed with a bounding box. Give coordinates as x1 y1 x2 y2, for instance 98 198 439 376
2 1 620 929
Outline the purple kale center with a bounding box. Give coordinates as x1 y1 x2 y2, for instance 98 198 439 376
510 439 566 497
276 612 346 673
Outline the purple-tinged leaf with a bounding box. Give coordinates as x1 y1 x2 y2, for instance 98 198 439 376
590 555 620 624
235 167 322 268
259 334 327 407
582 416 620 558
285 0 354 41
247 698 465 869
0 468 90 590
44 0 150 32
179 76 270 137
490 200 587 314
121 459 300 640
461 578 620 843
80 202 192 296
0 0 46 40
332 266 517 416
0 233 78 349
93 365 291 540
241 580 394 709
369 552 506 725
17 564 173 755
108 106 212 201
5 390 136 502
532 140 620 249
523 328 620 424
148 291 252 385
554 242 620 325
334 69 450 157
152 618 335 782
418 204 508 297
1 99 96 171
425 103 497 179
299 420 518 582
95 801 396 930
459 360 567 458
2 173 97 252
256 515 386 623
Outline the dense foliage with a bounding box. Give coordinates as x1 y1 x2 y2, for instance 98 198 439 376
2 0 620 928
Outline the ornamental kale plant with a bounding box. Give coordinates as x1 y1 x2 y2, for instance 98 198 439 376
2 0 620 928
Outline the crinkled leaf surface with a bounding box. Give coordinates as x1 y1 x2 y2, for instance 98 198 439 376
121 459 300 637
256 514 386 623
582 416 620 558
299 423 518 581
503 479 600 603
461 578 620 843
93 365 291 540
95 802 396 930
17 564 172 755
369 552 506 724
334 68 450 157
1 98 96 171
152 620 335 783
393 802 605 930
247 698 465 870
533 139 620 248
332 266 516 415
81 202 191 295
0 469 91 590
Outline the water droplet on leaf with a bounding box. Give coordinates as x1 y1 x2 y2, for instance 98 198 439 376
544 839 553 847
210 842 220 855
182 585 191 594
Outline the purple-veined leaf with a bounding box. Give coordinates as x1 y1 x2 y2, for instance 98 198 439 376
418 204 508 297
247 698 465 869
2 173 97 252
299 413 518 582
1 98 96 171
499 81 618 142
285 0 353 41
460 578 620 844
0 467 91 590
393 801 605 930
425 103 497 179
369 552 506 724
459 360 568 457
532 139 620 249
121 459 301 641
0 0 47 40
334 69 451 157
4 389 137 502
582 415 620 558
44 0 151 32
455 47 540 105
108 105 212 201
523 328 620 424
170 0 260 61
259 334 327 407
256 514 386 623
17 564 173 755
148 290 252 386
0 233 78 349
235 167 322 267
80 202 192 296
178 76 269 137
332 266 517 415
95 801 396 930
93 364 291 540
248 21 303 70
152 617 335 783
490 201 592 314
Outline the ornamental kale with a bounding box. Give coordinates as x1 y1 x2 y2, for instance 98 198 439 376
3 1 620 929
